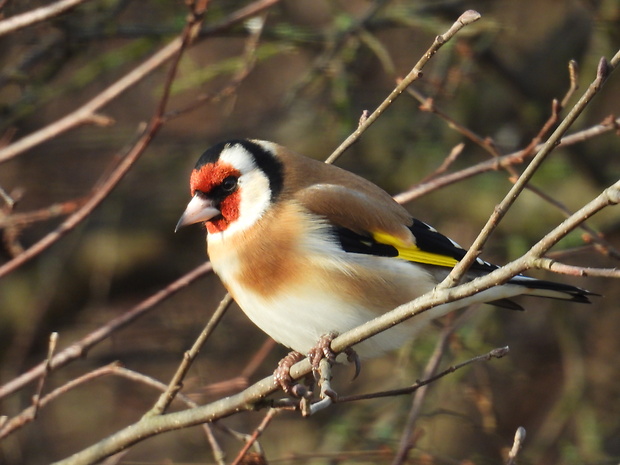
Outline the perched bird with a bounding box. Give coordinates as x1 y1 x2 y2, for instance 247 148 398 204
176 139 592 384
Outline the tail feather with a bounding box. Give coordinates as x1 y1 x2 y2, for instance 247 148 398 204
508 275 596 304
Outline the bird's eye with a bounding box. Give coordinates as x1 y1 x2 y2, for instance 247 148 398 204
221 176 238 192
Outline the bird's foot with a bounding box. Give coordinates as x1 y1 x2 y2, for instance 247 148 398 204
274 334 361 405
274 351 312 397
308 333 361 381
307 332 338 379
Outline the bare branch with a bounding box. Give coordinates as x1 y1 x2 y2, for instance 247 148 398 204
0 262 213 400
533 258 620 278
391 322 453 465
147 293 233 416
336 345 509 404
30 332 58 420
418 142 465 184
0 197 86 229
0 0 211 277
437 55 616 290
0 0 282 164
0 362 121 439
324 10 481 164
0 0 92 37
394 115 620 204
229 409 277 465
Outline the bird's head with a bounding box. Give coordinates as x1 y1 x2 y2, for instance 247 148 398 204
176 139 284 235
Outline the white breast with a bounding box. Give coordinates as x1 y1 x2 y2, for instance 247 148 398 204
207 200 442 358
211 241 438 358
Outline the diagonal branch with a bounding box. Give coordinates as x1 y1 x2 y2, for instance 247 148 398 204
437 54 617 290
394 115 620 205
0 0 92 37
0 0 281 164
0 262 213 400
324 9 481 164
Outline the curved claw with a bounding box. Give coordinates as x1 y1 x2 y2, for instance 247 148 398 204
345 347 361 380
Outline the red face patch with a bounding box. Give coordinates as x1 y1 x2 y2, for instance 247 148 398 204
190 162 242 233
190 163 241 196
205 191 241 233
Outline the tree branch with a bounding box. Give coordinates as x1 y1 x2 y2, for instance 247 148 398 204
0 262 213 400
0 0 91 37
324 9 481 164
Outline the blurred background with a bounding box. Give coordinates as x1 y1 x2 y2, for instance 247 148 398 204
0 0 619 463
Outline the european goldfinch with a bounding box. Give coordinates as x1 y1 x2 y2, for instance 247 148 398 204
176 139 591 365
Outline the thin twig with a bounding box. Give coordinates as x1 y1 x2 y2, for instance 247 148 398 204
162 12 267 122
407 87 501 159
561 60 579 108
437 56 615 290
0 362 122 439
148 293 234 416
0 262 213 400
0 362 217 443
393 116 620 205
524 183 620 260
31 332 58 420
0 0 281 164
418 142 465 184
324 10 481 164
0 198 86 228
240 338 277 380
229 409 277 465
532 258 620 278
518 62 579 161
0 0 91 37
337 346 509 404
390 323 454 465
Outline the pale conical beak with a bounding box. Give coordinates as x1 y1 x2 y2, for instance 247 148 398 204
175 194 220 232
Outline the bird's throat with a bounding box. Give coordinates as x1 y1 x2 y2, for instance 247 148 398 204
206 191 240 233
206 216 229 233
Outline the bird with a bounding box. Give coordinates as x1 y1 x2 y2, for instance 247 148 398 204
176 138 592 389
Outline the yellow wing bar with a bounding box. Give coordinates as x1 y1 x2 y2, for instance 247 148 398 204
372 231 459 268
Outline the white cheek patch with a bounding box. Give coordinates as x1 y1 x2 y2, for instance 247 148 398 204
230 170 271 235
219 144 257 174
209 144 273 241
